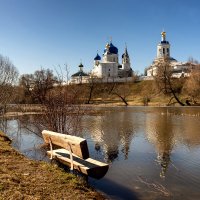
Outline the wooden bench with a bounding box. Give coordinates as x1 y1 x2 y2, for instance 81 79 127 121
42 130 109 179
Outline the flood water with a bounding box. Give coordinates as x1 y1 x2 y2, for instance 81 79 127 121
1 107 200 200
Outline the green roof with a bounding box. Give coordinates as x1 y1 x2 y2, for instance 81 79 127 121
71 71 89 77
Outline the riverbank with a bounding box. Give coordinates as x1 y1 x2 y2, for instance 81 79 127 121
0 131 105 200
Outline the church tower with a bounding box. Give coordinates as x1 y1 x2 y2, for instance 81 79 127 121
122 46 130 70
157 31 170 59
94 53 101 66
102 41 119 63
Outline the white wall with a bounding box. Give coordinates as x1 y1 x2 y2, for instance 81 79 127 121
157 43 170 58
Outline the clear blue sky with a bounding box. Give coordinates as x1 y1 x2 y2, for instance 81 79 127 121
0 0 200 76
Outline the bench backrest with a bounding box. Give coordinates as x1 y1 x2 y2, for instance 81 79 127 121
42 130 89 159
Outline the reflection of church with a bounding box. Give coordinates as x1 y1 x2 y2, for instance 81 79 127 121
83 110 136 162
145 111 175 178
70 40 134 84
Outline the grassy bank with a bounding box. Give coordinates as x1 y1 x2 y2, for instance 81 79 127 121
0 131 105 200
86 80 177 106
6 80 199 109
90 80 200 106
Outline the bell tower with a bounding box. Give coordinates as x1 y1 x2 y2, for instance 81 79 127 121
157 31 170 59
122 46 130 70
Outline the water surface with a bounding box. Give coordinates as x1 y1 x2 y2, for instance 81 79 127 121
1 107 200 200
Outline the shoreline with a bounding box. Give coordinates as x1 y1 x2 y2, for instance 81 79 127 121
0 131 106 200
1 104 200 118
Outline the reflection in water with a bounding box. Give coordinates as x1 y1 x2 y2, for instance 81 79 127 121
1 107 200 200
0 117 46 161
82 108 137 162
145 111 175 178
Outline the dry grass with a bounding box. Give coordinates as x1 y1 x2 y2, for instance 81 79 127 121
0 131 105 200
89 81 177 106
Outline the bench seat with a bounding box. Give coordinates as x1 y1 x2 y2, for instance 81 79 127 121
47 148 109 179
42 130 109 179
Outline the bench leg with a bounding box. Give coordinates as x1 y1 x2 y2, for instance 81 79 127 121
68 143 74 172
49 138 53 160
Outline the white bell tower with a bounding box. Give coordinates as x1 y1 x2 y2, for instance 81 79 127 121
157 31 170 59
122 46 131 70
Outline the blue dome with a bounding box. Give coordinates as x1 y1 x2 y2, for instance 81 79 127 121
109 42 118 54
103 42 118 54
169 57 177 62
94 53 101 60
161 41 169 44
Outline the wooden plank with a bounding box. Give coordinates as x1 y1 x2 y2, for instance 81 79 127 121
42 130 89 159
47 149 109 179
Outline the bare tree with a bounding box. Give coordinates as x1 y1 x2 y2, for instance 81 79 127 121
102 80 131 106
0 55 18 112
45 85 83 134
111 82 131 106
19 66 83 135
187 57 199 64
154 58 185 106
184 65 200 104
20 69 57 103
85 75 100 104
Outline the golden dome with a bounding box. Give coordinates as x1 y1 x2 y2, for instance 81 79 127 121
106 43 110 49
161 31 166 36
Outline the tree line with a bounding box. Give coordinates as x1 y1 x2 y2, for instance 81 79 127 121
0 54 200 109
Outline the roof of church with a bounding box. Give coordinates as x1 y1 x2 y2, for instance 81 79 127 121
122 48 129 58
72 63 89 77
122 53 126 58
104 42 118 54
79 63 84 68
161 41 169 44
109 42 118 54
169 57 177 61
94 53 101 60
71 71 89 77
151 57 178 67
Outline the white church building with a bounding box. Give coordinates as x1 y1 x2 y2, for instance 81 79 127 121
91 41 133 80
146 31 197 78
70 41 134 84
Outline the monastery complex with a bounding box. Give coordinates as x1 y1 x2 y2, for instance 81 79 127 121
70 31 198 84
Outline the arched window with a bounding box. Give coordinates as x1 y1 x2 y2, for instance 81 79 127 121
163 48 165 54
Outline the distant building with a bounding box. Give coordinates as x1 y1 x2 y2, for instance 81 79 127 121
70 63 89 84
146 31 197 78
70 40 134 84
91 41 133 80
